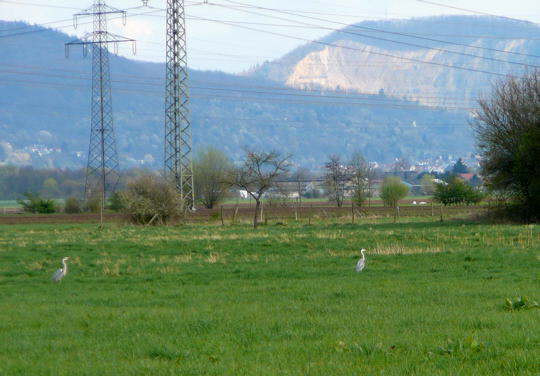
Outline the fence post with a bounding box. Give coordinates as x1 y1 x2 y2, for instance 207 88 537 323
232 206 238 225
220 206 224 226
351 201 355 224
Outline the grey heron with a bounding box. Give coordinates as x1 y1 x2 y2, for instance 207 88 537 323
355 249 366 272
52 257 69 282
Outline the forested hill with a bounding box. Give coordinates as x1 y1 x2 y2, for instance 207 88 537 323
0 19 473 169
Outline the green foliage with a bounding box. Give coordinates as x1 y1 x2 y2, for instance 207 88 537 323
513 127 540 219
64 197 81 214
475 71 540 220
16 192 57 214
0 166 85 200
504 296 539 311
380 176 409 207
451 158 469 174
107 191 124 212
434 178 484 206
193 146 232 209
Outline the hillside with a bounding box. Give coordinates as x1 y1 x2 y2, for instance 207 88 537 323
0 19 482 169
247 16 540 107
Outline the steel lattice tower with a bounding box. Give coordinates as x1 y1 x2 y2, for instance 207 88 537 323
66 1 135 203
165 0 195 210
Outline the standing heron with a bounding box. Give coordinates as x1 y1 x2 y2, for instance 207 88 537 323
355 249 366 272
52 257 70 282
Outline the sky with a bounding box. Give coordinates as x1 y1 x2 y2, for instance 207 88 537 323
1 0 539 72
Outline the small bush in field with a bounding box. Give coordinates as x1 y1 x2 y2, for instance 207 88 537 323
120 174 183 225
434 178 484 206
85 194 102 213
17 193 57 214
64 197 81 214
380 177 409 207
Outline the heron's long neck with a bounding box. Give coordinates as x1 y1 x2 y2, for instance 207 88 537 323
361 251 365 259
62 260 68 272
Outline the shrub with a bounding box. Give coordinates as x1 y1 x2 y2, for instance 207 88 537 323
17 192 57 214
434 178 484 206
380 176 409 207
64 197 81 214
85 194 102 213
120 174 183 225
107 191 124 212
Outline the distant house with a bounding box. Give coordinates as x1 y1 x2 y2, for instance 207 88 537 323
459 173 474 182
433 178 447 185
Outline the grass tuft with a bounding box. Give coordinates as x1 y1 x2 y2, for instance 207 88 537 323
504 296 539 311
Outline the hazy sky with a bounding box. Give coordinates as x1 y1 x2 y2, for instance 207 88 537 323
1 0 539 72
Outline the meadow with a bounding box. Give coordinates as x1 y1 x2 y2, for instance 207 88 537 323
0 217 538 375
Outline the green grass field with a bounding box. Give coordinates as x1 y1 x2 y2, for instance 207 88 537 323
0 218 538 375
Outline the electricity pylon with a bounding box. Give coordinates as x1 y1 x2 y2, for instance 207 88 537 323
66 1 136 206
165 0 195 210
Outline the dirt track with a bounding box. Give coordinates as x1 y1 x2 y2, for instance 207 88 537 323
0 203 487 225
0 213 125 225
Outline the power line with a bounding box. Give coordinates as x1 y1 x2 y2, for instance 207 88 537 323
416 0 538 25
186 16 513 78
0 58 482 102
0 68 477 107
0 0 81 10
217 0 540 61
0 5 202 39
0 76 481 111
137 7 540 61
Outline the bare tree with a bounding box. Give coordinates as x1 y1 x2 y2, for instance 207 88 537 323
349 152 369 207
365 164 379 206
291 167 311 205
227 150 291 228
325 155 348 207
